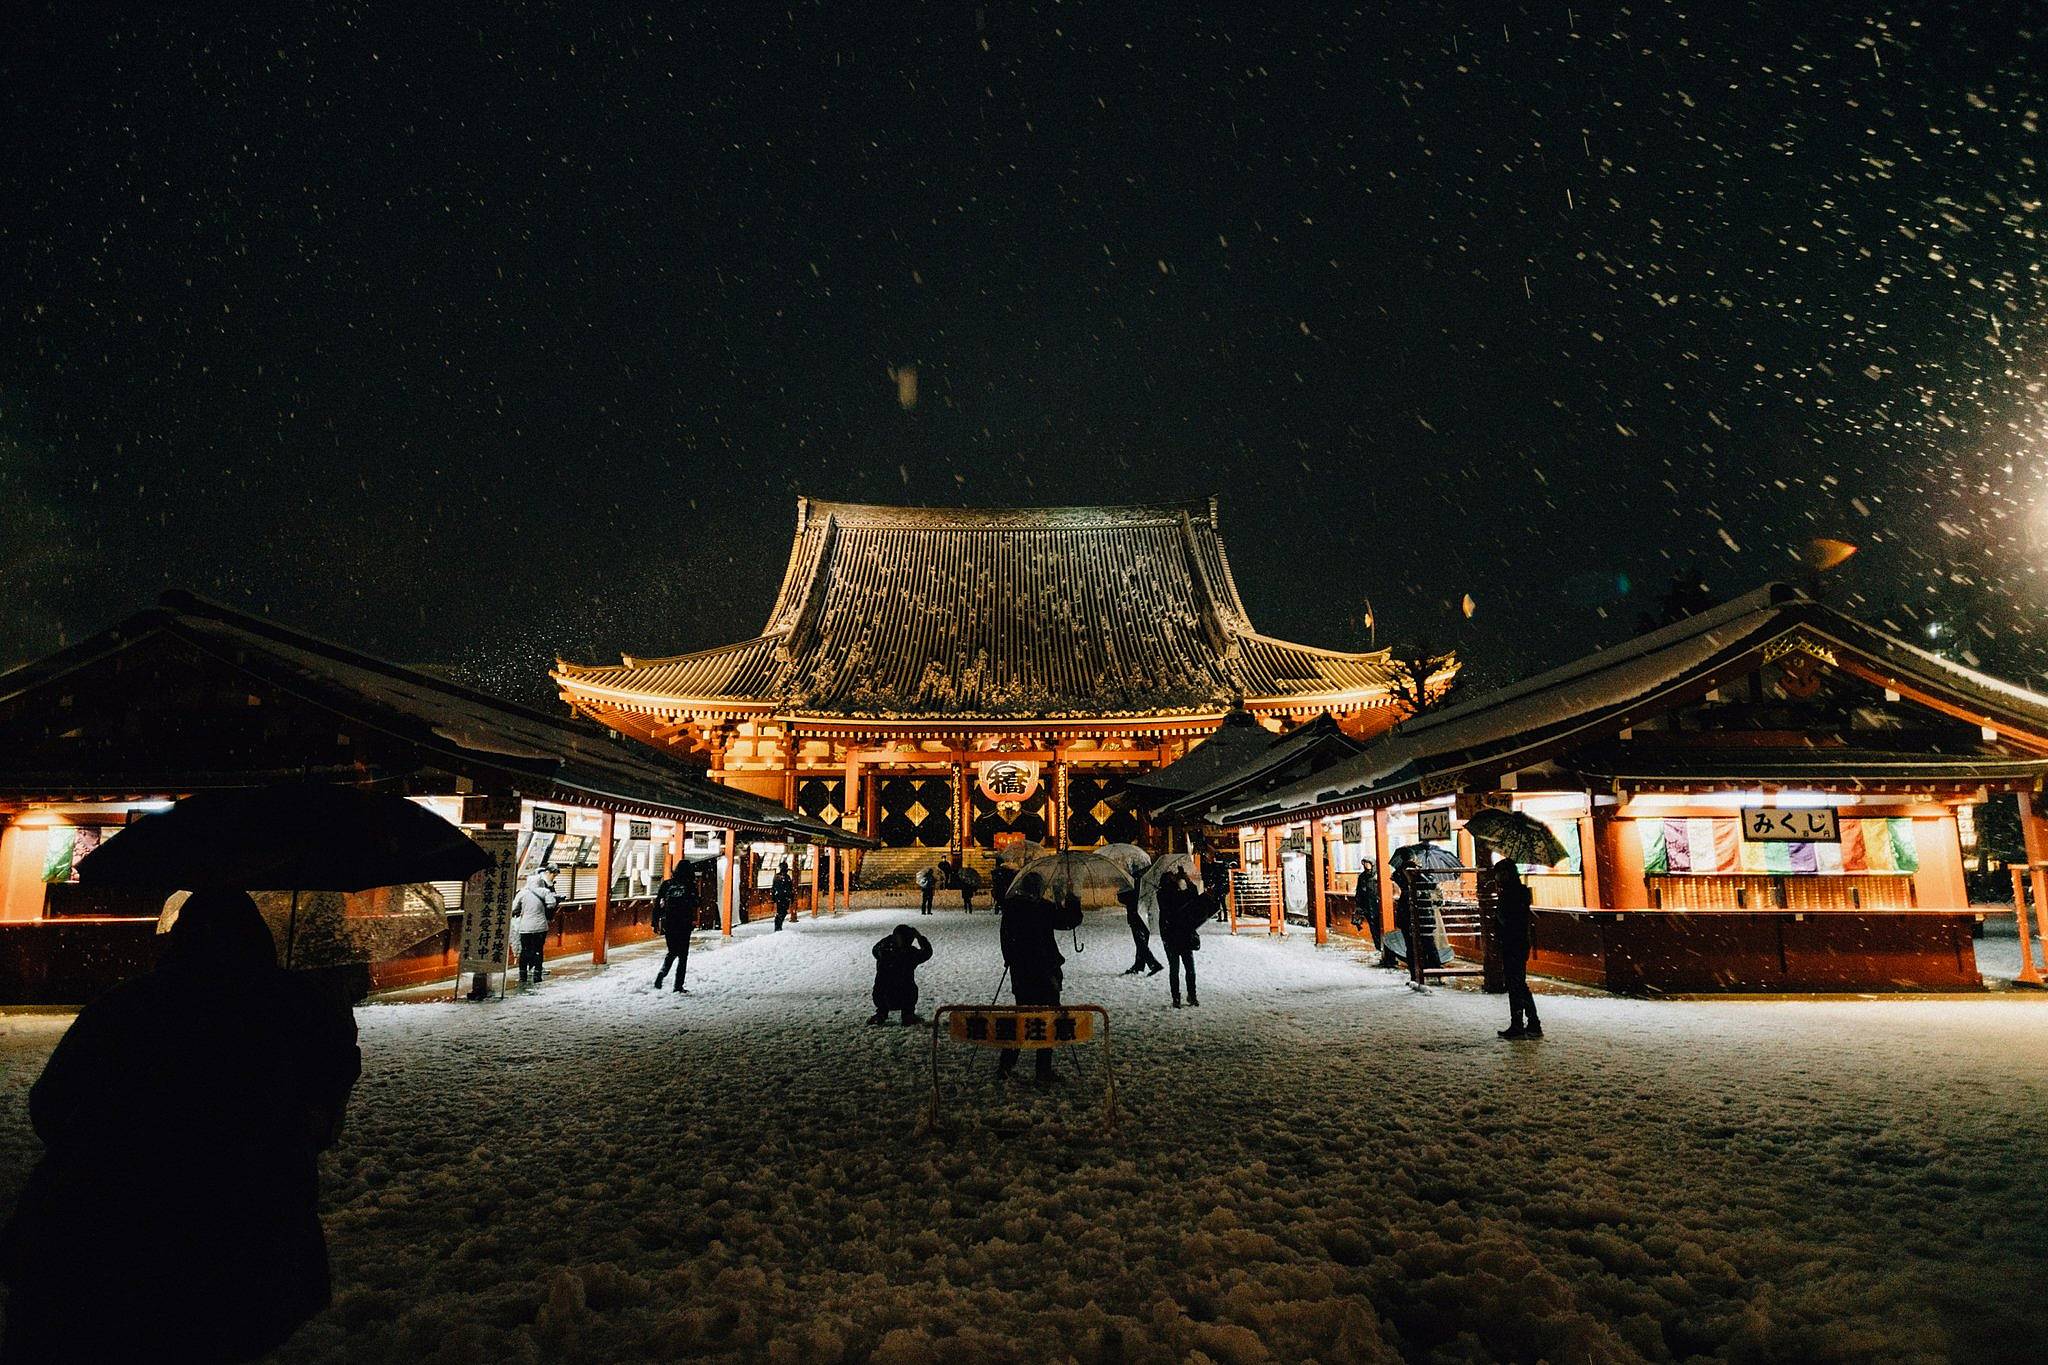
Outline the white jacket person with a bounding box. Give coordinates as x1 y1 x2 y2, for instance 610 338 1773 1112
509 872 560 936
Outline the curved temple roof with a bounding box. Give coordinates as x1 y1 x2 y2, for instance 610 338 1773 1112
557 496 1399 722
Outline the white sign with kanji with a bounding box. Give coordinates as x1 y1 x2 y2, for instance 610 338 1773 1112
458 831 520 972
1740 807 1841 843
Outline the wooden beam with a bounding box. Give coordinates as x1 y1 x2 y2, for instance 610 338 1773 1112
1373 807 1394 939
2018 794 2048 986
1578 809 1603 909
721 828 737 938
1310 820 1329 946
809 845 822 916
1263 826 1282 935
592 808 615 965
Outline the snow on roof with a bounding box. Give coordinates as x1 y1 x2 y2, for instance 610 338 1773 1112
1221 583 2048 824
0 592 864 843
557 496 1399 720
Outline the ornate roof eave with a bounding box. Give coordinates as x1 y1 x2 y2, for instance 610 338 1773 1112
1243 691 1400 714
553 675 779 717
782 713 1232 740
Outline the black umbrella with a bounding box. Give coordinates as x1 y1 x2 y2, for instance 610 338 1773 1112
78 783 492 892
1463 808 1570 867
1389 841 1460 873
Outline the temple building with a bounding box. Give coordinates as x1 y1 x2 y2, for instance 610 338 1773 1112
1215 583 2048 992
555 498 1417 869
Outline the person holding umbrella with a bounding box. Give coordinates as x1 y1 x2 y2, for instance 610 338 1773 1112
1493 861 1542 1039
1158 868 1207 1007
1119 880 1162 976
0 889 362 1362
995 872 1083 1087
510 866 561 986
956 858 982 914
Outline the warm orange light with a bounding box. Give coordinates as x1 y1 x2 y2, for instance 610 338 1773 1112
1802 538 1858 571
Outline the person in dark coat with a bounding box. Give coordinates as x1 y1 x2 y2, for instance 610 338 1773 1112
868 925 933 1025
652 864 699 994
1494 861 1542 1039
989 860 1017 909
916 862 938 915
1354 861 1384 950
1119 882 1162 975
957 860 982 914
995 872 1084 1086
770 863 797 931
1158 870 1208 1007
0 890 361 1364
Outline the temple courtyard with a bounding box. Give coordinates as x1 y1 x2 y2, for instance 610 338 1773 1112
1 909 2044 1364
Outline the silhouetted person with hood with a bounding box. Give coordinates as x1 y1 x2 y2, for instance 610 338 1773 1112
995 872 1084 1087
653 863 699 994
868 925 933 1024
1494 861 1542 1039
0 889 360 1364
771 863 797 931
1158 869 1208 1007
1119 881 1162 976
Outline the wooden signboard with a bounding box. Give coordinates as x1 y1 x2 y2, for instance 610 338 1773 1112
1741 807 1841 843
1417 808 1453 843
530 806 569 834
457 830 519 976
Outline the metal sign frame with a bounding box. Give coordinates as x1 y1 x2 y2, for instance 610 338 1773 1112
924 1004 1117 1135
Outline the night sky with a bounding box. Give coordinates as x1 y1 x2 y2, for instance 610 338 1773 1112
5 3 2046 703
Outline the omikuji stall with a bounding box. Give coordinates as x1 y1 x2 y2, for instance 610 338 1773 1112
1221 584 2048 992
0 592 863 1002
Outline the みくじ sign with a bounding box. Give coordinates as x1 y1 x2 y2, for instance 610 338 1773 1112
1741 807 1841 843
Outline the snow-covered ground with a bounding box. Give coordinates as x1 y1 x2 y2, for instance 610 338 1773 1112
3 905 2046 1363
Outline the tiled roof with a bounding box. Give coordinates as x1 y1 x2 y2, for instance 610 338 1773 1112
0 592 866 844
558 497 1398 720
1219 582 2048 825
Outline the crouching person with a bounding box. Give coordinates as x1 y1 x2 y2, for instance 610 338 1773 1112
869 925 932 1025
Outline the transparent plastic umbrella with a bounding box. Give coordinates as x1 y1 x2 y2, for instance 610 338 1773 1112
1012 850 1133 901
1093 843 1153 877
994 840 1050 867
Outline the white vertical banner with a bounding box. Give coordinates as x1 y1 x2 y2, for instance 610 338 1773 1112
458 831 519 974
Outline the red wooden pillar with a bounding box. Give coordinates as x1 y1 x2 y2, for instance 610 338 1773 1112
1263 826 1282 935
1578 809 1603 909
592 809 615 965
808 845 822 915
1373 808 1394 939
1310 820 1329 946
2018 794 2048 986
721 828 736 938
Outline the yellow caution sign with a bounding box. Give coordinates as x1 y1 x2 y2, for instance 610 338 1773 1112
945 1006 1095 1049
923 1004 1117 1135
